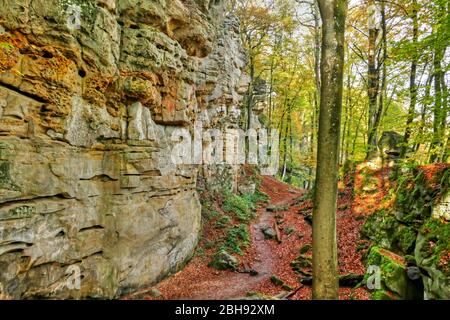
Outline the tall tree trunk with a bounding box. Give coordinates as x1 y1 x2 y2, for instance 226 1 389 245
373 0 387 150
414 72 433 154
247 56 255 131
289 111 294 175
340 65 351 165
352 108 367 158
281 105 290 181
401 0 419 159
344 64 354 162
439 70 448 162
311 1 321 181
268 34 283 130
430 48 444 162
309 93 317 190
313 0 347 300
313 1 322 95
366 0 380 158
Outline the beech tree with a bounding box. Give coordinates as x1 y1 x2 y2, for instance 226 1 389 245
312 0 348 300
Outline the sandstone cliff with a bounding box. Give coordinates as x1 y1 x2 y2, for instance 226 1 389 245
0 0 249 299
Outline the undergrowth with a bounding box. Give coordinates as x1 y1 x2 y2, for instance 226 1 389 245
199 172 269 270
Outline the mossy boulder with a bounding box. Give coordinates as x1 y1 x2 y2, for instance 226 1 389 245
270 276 293 291
362 165 450 300
415 219 450 300
365 246 408 299
291 253 312 276
208 250 239 271
394 226 417 254
362 210 399 250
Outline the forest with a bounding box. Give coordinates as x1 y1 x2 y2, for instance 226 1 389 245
233 0 449 186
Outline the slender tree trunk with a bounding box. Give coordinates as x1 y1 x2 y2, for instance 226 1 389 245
268 35 282 129
308 5 321 189
282 105 290 181
314 1 322 95
344 65 354 162
289 112 294 170
366 0 380 158
352 108 367 158
309 94 316 189
439 70 448 162
401 0 419 159
247 56 255 131
440 71 448 131
313 0 347 300
373 0 388 150
430 48 444 162
414 72 433 153
340 62 352 165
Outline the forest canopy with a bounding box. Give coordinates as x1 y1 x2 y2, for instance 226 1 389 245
231 0 449 187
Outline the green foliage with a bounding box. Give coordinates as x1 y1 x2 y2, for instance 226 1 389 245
222 191 256 222
215 215 232 229
0 42 14 49
206 181 265 269
362 209 399 250
204 241 216 249
419 218 450 273
270 276 293 291
372 290 396 300
364 165 450 254
394 226 417 254
208 250 239 271
365 246 407 299
195 247 205 257
203 207 221 221
222 224 250 255
242 190 270 207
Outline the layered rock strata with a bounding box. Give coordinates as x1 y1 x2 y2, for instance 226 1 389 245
0 0 249 299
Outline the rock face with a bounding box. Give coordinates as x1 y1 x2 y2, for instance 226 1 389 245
196 15 250 192
361 165 450 300
0 0 249 299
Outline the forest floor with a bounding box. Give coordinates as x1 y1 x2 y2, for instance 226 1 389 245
126 175 371 300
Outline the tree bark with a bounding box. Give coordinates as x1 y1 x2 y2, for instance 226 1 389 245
400 0 419 159
340 65 351 165
247 56 255 131
366 0 380 158
313 0 347 300
430 48 444 162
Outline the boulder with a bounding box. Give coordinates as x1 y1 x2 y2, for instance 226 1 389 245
366 246 408 299
208 250 239 270
415 220 450 300
261 226 277 240
378 131 403 160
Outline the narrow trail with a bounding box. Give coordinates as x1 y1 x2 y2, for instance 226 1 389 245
127 175 369 300
186 177 302 300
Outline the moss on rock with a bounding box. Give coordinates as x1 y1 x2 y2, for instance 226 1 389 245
365 246 408 298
